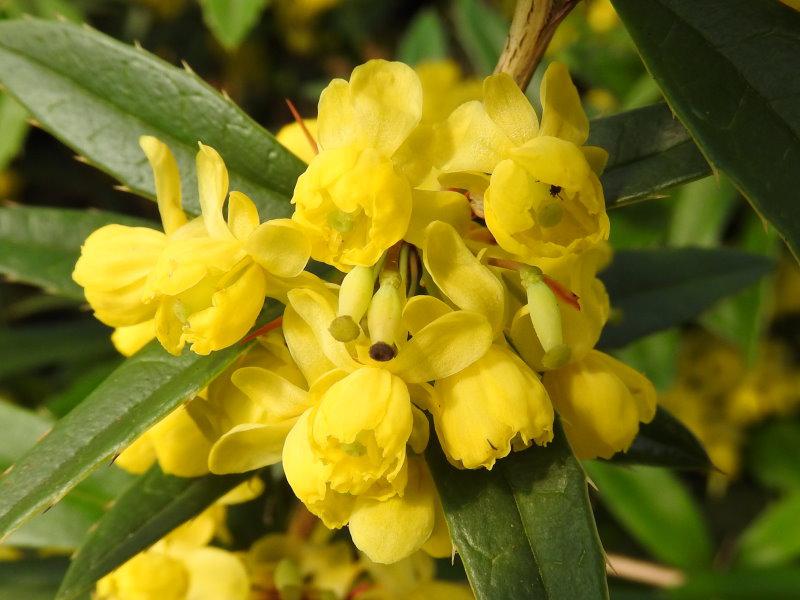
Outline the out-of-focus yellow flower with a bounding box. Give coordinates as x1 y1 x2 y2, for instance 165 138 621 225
360 550 474 600
434 345 554 469
438 62 609 267
780 0 800 11
275 0 341 53
584 88 618 116
543 350 656 459
75 137 311 356
586 0 620 33
415 60 483 126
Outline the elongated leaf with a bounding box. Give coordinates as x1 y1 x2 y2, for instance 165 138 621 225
398 8 448 65
585 462 712 570
199 0 268 50
668 176 736 248
452 0 508 76
428 424 608 600
748 419 800 493
0 19 303 218
587 103 710 208
0 301 277 541
737 491 800 568
0 401 131 551
670 568 800 600
610 407 711 471
610 0 800 260
0 92 28 170
599 247 774 349
57 466 251 600
0 558 71 600
0 205 153 299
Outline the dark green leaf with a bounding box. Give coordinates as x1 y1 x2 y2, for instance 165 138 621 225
0 19 303 218
0 91 28 170
585 462 712 570
599 247 774 349
668 176 736 248
428 424 608 600
199 0 268 50
452 0 508 76
56 465 251 600
587 103 711 208
736 491 800 568
398 8 448 66
748 419 800 493
610 0 800 260
670 568 800 600
0 301 277 541
0 319 114 380
0 205 153 300
610 407 711 471
0 558 71 600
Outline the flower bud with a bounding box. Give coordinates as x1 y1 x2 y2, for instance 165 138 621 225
519 266 570 369
367 272 404 361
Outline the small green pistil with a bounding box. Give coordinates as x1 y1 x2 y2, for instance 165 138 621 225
340 441 367 456
537 200 563 228
328 209 356 233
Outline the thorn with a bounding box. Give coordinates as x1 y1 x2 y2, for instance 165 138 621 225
74 155 90 164
43 504 54 514
26 118 41 128
134 39 143 50
221 88 231 101
36 428 51 443
55 13 67 22
285 98 318 156
2 465 13 476
113 184 131 193
109 452 120 466
181 60 195 74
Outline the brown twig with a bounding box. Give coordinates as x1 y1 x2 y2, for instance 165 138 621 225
494 0 580 90
606 553 686 589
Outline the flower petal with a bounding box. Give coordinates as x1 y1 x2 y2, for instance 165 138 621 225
317 78 359 151
208 421 295 474
539 62 589 145
483 72 539 146
283 303 337 386
139 136 187 235
439 100 512 173
349 59 423 156
112 320 155 357
405 190 472 248
581 146 609 176
149 406 212 477
231 366 311 422
196 143 232 239
246 218 311 278
390 310 492 383
423 221 505 334
402 295 452 336
181 546 250 600
226 191 260 241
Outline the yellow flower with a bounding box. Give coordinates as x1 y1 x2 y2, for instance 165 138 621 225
276 118 318 164
543 350 656 459
438 62 609 267
291 60 421 270
434 345 554 469
415 60 483 125
360 551 474 600
75 137 311 356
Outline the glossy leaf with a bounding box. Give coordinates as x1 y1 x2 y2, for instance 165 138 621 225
670 568 800 600
56 466 251 600
0 92 28 170
199 0 268 50
736 491 800 568
599 247 774 349
0 19 303 218
668 176 736 248
0 205 153 300
587 103 711 208
398 8 448 65
0 299 276 541
0 558 71 600
610 0 800 260
452 0 508 76
585 462 712 570
428 424 608 600
748 419 800 493
610 407 711 471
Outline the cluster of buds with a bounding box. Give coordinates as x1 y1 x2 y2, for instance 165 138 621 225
74 58 656 566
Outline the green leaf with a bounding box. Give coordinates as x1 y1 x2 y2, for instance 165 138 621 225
0 401 131 551
398 8 448 66
0 558 72 600
610 407 711 471
610 0 800 260
599 247 774 349
668 176 737 248
0 91 28 170
427 424 608 600
748 419 800 493
585 462 712 570
0 205 153 300
587 103 711 208
199 0 269 50
0 319 114 380
56 465 251 600
613 329 679 392
736 491 800 568
452 0 508 76
0 301 277 541
45 359 121 418
0 18 303 218
670 568 800 600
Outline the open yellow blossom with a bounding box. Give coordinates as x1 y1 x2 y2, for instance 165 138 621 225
437 62 609 266
361 550 474 600
75 137 311 356
543 350 656 459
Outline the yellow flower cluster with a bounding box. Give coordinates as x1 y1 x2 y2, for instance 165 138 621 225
97 504 472 600
75 58 656 564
